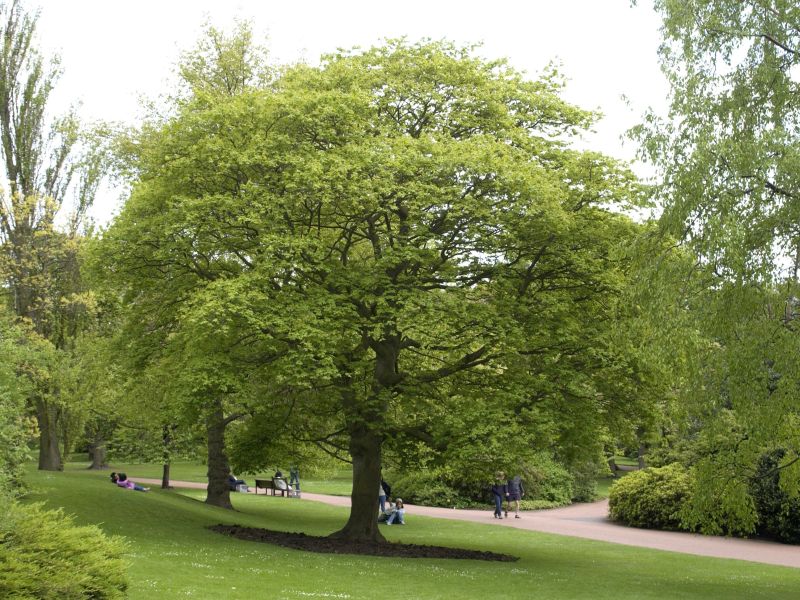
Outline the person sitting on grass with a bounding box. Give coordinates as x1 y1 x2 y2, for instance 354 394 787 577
378 499 396 523
386 498 405 525
112 472 149 492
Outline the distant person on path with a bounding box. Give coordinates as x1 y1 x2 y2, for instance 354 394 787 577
491 472 507 519
228 473 247 491
386 498 405 525
112 472 149 492
379 478 391 513
289 465 300 493
506 474 525 518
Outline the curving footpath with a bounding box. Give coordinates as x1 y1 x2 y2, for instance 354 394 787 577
135 477 800 569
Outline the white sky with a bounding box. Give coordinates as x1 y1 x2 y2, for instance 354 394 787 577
32 0 668 224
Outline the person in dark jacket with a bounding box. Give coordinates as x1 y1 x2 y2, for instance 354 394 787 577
491 472 507 519
506 474 525 518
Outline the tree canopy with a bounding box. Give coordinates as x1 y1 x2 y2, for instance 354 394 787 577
98 37 651 541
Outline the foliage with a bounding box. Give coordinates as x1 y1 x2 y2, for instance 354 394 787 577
569 460 602 502
389 466 464 508
750 449 800 544
608 464 693 531
0 313 37 493
0 498 128 599
387 451 588 508
634 0 800 278
520 452 574 505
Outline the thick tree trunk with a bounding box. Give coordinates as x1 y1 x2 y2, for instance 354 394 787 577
330 338 397 542
330 424 385 542
37 400 62 471
88 440 108 470
205 399 233 509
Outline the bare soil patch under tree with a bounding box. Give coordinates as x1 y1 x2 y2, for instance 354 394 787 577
210 525 518 561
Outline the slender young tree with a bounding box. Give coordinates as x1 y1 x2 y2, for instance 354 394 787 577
0 0 106 470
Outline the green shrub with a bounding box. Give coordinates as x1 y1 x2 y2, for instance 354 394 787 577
750 449 800 544
0 499 129 599
520 453 573 505
608 463 693 530
389 468 465 507
570 461 601 502
390 453 579 509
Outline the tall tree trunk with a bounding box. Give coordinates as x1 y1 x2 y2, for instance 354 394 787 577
637 444 647 470
330 424 385 542
205 398 232 509
161 424 173 489
330 339 397 542
88 439 108 470
162 463 172 489
61 415 71 465
37 400 62 471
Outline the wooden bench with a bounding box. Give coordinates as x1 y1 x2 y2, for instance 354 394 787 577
254 478 276 495
254 477 294 497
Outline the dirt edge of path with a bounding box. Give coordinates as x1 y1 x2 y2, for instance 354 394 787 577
210 524 519 561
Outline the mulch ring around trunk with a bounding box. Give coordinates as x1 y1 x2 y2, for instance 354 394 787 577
210 525 518 561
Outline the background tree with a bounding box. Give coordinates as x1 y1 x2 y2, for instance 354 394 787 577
632 0 800 532
0 0 107 470
93 21 272 507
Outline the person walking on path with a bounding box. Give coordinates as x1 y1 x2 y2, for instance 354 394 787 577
289 465 300 494
491 472 507 519
506 474 525 518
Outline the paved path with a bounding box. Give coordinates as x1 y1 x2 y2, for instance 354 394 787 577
135 477 800 569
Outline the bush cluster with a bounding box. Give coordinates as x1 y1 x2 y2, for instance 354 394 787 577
389 468 466 507
519 453 574 505
608 463 693 530
0 500 129 599
389 452 586 509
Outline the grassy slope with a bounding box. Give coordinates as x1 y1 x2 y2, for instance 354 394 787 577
23 466 800 600
74 461 354 496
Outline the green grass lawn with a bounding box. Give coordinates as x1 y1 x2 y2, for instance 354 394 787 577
72 460 210 483
22 466 800 599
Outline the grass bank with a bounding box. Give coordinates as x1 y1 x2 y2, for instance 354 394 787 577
21 466 800 599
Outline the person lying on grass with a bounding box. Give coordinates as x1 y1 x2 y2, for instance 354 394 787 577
110 472 149 492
